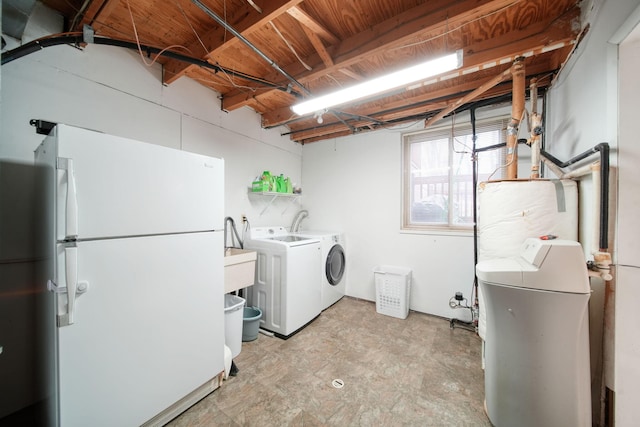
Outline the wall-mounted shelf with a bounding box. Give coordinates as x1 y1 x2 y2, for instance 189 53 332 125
248 189 301 215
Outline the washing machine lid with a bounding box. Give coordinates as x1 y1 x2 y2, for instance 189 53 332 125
246 226 320 248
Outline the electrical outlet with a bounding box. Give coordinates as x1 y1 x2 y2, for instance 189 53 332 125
241 215 247 223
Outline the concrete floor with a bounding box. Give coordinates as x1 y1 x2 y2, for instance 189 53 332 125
167 296 490 426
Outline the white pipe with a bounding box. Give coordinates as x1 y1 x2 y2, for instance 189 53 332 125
540 156 564 178
530 136 540 178
561 161 599 179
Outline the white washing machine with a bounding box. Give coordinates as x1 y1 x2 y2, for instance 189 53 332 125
476 238 591 427
294 231 346 311
244 227 322 339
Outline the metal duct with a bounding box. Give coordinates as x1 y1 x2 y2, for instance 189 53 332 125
2 0 38 39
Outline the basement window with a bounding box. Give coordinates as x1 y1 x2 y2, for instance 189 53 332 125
402 117 508 231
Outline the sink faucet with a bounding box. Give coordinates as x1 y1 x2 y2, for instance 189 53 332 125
224 216 243 249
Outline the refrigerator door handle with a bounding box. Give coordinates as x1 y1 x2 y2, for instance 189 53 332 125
57 157 78 239
66 159 78 239
47 273 89 327
65 246 78 325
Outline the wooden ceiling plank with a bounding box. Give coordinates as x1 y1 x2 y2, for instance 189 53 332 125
280 60 559 140
338 68 362 81
300 23 334 67
258 11 579 127
286 6 339 45
163 0 303 85
222 0 525 111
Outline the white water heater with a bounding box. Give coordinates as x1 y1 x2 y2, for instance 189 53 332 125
477 179 578 339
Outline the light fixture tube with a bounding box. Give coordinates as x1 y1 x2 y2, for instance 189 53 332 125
291 50 462 116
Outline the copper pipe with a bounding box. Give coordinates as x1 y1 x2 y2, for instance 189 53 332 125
506 57 525 179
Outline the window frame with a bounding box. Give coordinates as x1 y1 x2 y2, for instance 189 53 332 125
401 116 509 232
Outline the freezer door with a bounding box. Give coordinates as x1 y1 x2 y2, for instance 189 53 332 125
39 124 224 241
55 231 224 426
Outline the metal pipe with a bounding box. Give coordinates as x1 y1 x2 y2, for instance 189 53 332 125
191 0 310 96
539 142 609 250
471 107 479 308
591 163 601 256
506 57 525 179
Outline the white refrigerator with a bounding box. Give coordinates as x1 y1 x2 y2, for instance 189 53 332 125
34 124 225 426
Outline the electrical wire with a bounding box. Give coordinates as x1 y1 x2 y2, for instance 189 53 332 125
176 0 264 93
125 0 192 67
176 0 209 56
269 21 313 71
486 109 527 180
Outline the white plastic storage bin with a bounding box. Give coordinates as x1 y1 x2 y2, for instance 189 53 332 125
374 265 412 319
224 294 245 359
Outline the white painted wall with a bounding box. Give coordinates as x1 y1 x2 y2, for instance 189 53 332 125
1 11 305 417
614 13 640 427
302 123 472 321
0 41 303 230
544 0 640 425
301 106 523 321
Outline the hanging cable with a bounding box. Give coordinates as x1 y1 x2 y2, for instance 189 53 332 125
191 0 311 97
269 21 313 71
125 0 192 67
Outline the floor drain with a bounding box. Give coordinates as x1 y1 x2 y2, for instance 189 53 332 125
332 379 344 389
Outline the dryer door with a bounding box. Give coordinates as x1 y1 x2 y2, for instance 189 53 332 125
326 244 345 286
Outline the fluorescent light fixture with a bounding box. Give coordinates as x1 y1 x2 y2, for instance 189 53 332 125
291 50 463 116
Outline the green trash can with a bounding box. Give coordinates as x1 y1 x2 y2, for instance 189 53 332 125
242 306 262 342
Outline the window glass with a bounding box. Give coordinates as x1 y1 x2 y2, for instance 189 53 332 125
403 117 508 230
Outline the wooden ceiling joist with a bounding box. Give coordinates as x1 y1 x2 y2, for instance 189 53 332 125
222 0 518 111
286 6 339 45
37 0 580 144
163 0 304 85
285 62 560 144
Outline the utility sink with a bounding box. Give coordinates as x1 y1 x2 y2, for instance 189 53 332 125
224 248 257 293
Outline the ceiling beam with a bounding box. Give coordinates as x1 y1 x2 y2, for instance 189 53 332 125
284 62 559 143
299 22 334 67
286 6 339 45
76 0 118 32
163 0 303 85
424 66 513 128
221 0 517 111
260 11 578 130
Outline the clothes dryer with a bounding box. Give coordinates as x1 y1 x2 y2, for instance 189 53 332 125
294 231 346 310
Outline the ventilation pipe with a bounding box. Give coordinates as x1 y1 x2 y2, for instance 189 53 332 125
506 57 526 179
529 78 543 178
290 210 309 233
539 143 612 280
